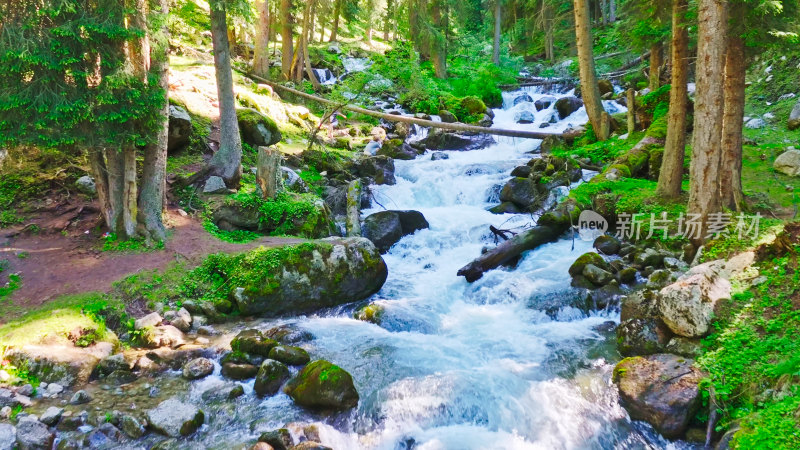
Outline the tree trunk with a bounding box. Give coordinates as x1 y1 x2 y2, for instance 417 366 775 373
430 0 447 78
329 0 342 42
89 149 113 229
303 1 322 90
626 88 636 134
384 0 393 41
209 0 243 188
138 0 170 241
409 0 421 51
600 0 608 26
649 42 662 91
253 0 271 77
256 147 282 200
104 149 128 237
573 0 608 140
687 0 728 243
280 0 294 79
609 0 616 22
346 179 362 237
493 0 501 66
720 11 746 211
656 0 689 199
543 2 555 61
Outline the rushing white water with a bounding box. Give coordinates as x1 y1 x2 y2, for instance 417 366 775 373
167 87 693 450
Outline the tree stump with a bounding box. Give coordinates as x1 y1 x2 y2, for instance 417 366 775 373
256 146 282 200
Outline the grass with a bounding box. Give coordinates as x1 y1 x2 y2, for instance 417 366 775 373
0 292 117 347
697 247 800 448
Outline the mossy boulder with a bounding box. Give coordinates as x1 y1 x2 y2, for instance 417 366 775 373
362 210 429 253
555 96 583 119
230 238 388 317
268 345 310 366
254 359 290 397
284 360 359 411
489 202 522 214
377 139 420 160
230 329 278 357
460 96 487 115
499 177 545 210
568 252 610 277
238 108 282 147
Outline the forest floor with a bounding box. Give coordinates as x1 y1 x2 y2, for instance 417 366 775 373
0 206 302 322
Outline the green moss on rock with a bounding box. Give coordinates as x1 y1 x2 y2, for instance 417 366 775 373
284 360 359 410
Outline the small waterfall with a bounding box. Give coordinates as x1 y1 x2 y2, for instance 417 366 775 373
313 68 337 85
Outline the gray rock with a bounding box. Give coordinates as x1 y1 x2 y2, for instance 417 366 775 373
46 383 63 396
134 312 162 330
96 354 129 376
0 424 14 450
583 264 614 286
790 98 800 121
774 149 800 176
635 248 665 268
665 337 703 358
254 360 290 397
555 96 583 119
259 428 293 450
15 420 54 450
170 308 192 332
143 325 185 349
362 210 429 253
656 260 731 338
646 269 673 290
438 110 457 123
534 96 556 111
431 152 449 161
119 414 146 439
663 257 688 271
744 117 766 129
268 345 310 366
512 94 533 106
514 110 536 124
616 318 668 356
39 406 63 426
182 357 214 380
613 354 704 439
75 176 96 195
499 177 544 210
168 105 193 152
146 398 204 437
16 384 34 397
593 235 621 255
203 176 227 194
201 383 244 402
69 390 92 405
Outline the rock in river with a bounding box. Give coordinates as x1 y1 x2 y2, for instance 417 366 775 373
613 354 704 439
231 238 388 317
146 398 204 437
254 360 291 397
656 260 730 338
284 360 359 411
362 210 430 253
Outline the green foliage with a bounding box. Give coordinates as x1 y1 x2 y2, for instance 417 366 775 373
0 0 165 150
701 219 784 262
698 250 800 447
102 233 165 253
0 273 21 304
639 84 671 119
552 131 646 164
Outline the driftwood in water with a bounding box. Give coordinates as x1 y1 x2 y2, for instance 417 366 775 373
247 73 563 140
345 179 362 237
457 225 563 282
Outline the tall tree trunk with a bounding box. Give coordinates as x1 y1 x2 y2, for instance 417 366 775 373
409 0 421 51
430 0 446 78
600 0 608 26
720 9 746 211
384 0 393 40
649 42 663 91
281 0 294 79
573 0 608 140
609 0 616 22
303 0 322 90
330 0 342 42
688 0 728 243
104 149 128 237
209 0 243 188
253 0 271 77
656 0 689 199
543 2 554 61
493 0 501 66
89 149 113 231
138 0 170 241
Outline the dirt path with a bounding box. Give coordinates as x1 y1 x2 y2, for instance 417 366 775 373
0 209 302 314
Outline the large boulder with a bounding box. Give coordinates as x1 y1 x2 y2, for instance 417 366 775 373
773 149 800 176
555 96 583 119
268 345 310 366
231 329 278 356
238 108 282 147
534 96 556 111
284 360 359 410
499 177 543 211
613 354 704 439
362 210 429 253
146 398 204 437
0 423 15 450
513 94 533 106
377 139 420 160
231 239 388 316
6 344 112 387
514 110 536 124
353 155 396 185
182 357 214 380
15 420 54 450
789 99 800 130
168 104 193 152
656 261 730 338
598 79 614 96
415 128 495 151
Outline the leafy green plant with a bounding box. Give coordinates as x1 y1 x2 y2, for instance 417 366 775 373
102 233 165 253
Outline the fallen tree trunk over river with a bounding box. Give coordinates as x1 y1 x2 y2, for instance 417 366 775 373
247 73 564 140
457 224 564 282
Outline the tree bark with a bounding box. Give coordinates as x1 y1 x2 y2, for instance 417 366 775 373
543 2 555 61
138 0 170 241
302 1 321 90
384 0 394 41
209 0 243 188
656 0 689 199
649 42 663 91
600 0 608 26
609 0 616 22
573 0 608 140
688 0 728 243
346 179 362 237
329 0 342 42
104 149 128 237
430 0 447 78
720 10 746 211
256 146 282 200
457 225 563 282
493 0 501 66
253 0 271 78
280 0 294 79
626 88 636 134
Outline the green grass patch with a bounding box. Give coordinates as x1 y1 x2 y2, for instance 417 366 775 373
102 233 165 253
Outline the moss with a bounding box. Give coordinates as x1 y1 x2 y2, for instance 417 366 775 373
645 114 668 139
459 96 487 115
607 164 632 178
568 252 608 276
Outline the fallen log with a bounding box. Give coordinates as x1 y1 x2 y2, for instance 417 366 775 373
457 224 563 282
247 73 563 141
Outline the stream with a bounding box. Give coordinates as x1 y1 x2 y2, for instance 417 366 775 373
37 86 694 450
